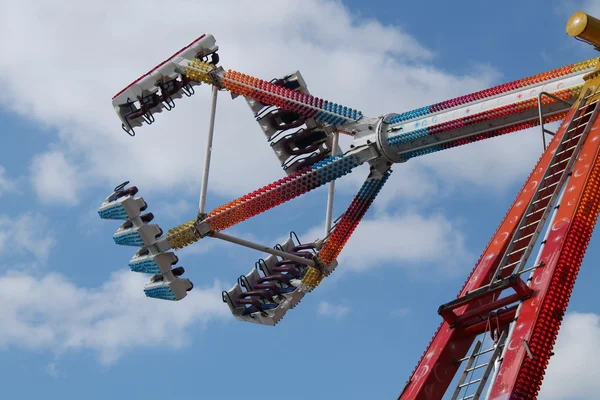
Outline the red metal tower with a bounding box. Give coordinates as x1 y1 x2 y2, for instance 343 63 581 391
399 11 600 400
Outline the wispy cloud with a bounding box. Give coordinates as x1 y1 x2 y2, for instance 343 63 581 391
45 362 59 378
540 312 600 399
0 0 504 206
391 307 410 318
0 165 16 197
0 212 56 263
303 211 472 275
30 151 82 205
317 301 350 319
155 199 195 220
0 269 229 364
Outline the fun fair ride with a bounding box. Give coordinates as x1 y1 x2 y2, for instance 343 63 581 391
98 11 600 400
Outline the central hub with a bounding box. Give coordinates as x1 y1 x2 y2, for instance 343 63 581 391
376 114 408 164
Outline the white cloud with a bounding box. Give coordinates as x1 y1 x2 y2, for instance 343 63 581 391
0 212 56 263
391 307 410 318
0 165 15 196
540 312 600 399
337 161 440 207
155 199 195 220
0 0 506 205
317 301 350 319
420 124 555 192
0 269 229 364
576 2 600 21
305 211 471 274
336 125 547 206
30 151 81 205
177 227 266 257
46 362 59 378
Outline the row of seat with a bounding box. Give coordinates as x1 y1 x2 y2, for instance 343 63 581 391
223 233 317 325
245 72 338 174
111 33 220 136
98 181 194 301
117 75 199 135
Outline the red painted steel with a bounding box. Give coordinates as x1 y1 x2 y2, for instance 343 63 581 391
399 105 580 400
488 100 600 399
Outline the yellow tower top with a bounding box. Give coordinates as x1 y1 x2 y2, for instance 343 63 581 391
567 11 600 48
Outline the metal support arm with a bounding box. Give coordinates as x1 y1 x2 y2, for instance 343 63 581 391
538 91 574 149
324 131 339 236
198 85 219 216
210 231 316 267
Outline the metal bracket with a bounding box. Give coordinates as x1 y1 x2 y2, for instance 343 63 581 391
324 131 339 236
523 339 534 360
537 91 574 150
209 231 316 267
198 85 219 217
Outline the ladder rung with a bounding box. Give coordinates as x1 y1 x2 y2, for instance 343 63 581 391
537 180 560 193
582 99 600 108
567 119 589 132
566 126 579 134
466 362 489 372
581 99 600 109
549 158 568 169
554 144 578 158
458 347 489 363
458 355 475 363
562 133 583 145
520 218 542 231
578 100 598 112
543 169 566 181
532 193 553 205
459 378 482 388
452 333 507 400
514 232 535 243
508 245 529 256
501 263 521 271
525 207 544 218
500 259 521 271
572 109 595 122
474 345 503 357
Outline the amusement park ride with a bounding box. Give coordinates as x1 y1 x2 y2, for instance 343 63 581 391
98 10 600 400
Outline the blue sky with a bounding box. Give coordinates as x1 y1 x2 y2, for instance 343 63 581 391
1 1 600 399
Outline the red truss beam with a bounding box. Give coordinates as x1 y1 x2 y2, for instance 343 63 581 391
488 105 600 399
461 305 519 337
398 104 581 400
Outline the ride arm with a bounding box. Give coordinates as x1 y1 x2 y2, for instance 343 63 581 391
301 161 393 290
385 58 598 160
165 145 379 250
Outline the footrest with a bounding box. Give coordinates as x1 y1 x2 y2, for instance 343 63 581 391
113 223 162 247
111 34 219 135
129 251 178 274
144 277 193 301
99 196 147 220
